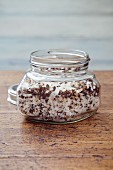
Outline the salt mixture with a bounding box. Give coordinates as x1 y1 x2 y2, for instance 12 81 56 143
17 78 100 122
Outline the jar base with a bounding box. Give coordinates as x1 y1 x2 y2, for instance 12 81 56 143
25 110 97 124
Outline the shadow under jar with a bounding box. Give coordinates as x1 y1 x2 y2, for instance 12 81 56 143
17 49 100 124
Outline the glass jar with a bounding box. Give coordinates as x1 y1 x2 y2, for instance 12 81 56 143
15 49 100 124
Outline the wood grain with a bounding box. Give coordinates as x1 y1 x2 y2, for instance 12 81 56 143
1 16 113 38
0 0 113 70
0 0 113 16
0 71 113 170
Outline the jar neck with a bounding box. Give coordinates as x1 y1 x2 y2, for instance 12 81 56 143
30 49 90 77
31 64 88 77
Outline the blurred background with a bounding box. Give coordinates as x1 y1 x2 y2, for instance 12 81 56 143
0 0 113 70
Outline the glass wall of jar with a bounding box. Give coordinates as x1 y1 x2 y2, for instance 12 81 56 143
17 49 101 124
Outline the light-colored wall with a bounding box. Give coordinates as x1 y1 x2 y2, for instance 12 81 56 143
0 0 113 70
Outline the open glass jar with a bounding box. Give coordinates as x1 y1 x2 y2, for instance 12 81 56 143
8 49 101 124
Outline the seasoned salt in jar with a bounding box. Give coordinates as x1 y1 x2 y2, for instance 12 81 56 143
16 50 100 124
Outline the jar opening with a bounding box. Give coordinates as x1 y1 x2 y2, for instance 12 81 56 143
30 49 90 66
30 49 90 76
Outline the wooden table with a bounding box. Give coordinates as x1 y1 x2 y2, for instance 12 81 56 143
0 71 113 170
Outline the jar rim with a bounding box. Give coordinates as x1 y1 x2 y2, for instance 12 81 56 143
30 49 90 67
